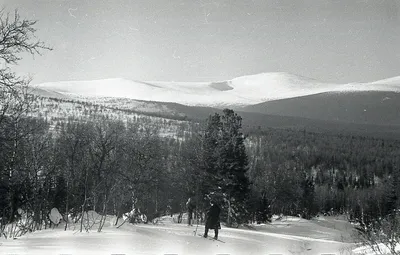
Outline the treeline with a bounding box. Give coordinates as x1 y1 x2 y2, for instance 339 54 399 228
0 108 252 234
246 128 400 224
30 96 191 136
0 115 202 233
34 96 190 121
2 109 400 233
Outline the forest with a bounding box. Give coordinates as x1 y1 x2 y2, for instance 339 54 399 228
1 105 400 231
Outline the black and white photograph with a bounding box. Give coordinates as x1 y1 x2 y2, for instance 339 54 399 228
0 0 399 254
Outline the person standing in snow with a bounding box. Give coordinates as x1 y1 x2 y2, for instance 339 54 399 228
186 197 196 226
203 200 221 240
167 204 172 217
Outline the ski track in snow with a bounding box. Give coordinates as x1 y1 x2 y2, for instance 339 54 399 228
134 224 345 244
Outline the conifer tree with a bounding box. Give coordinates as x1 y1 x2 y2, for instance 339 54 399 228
200 109 250 226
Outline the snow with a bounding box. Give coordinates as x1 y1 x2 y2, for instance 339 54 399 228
49 208 63 225
33 72 400 108
0 213 358 255
0 225 355 255
353 243 400 255
370 76 400 85
26 95 192 140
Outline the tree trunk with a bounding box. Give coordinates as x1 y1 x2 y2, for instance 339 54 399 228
64 179 69 231
227 198 231 227
80 169 88 232
155 186 158 213
98 193 107 232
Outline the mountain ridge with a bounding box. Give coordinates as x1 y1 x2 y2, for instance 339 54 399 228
33 72 400 108
241 91 400 126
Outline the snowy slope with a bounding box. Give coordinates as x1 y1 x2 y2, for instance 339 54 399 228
370 76 400 85
34 72 400 108
0 214 357 255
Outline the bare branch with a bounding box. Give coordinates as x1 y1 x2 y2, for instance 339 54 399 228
0 9 51 125
0 9 52 65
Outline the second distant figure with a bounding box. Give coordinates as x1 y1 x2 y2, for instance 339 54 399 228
186 197 196 226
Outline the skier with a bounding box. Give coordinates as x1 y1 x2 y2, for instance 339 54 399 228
166 204 172 217
203 199 221 240
177 201 184 223
186 197 196 226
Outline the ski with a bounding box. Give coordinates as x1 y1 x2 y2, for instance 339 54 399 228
197 234 225 243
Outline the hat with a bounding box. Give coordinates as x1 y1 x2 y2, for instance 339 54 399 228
208 192 224 205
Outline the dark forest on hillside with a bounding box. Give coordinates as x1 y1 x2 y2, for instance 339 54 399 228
1 109 399 233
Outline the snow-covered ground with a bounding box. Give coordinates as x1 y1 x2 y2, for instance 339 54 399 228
1 214 361 255
353 243 400 255
33 72 400 108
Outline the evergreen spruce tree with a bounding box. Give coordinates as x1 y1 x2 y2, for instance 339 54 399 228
201 109 250 226
300 176 317 219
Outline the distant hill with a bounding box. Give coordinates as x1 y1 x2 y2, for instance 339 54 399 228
240 91 400 126
33 72 400 108
30 72 400 139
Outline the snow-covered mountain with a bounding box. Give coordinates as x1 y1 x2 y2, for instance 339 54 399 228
33 72 400 108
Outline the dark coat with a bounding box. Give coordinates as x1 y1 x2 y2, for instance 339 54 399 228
205 204 221 229
187 200 195 212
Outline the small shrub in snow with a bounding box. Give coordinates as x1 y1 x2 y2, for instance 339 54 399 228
356 212 400 255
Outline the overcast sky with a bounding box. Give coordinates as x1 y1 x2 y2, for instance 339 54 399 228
3 0 400 84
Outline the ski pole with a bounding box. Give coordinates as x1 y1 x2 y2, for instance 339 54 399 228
194 212 199 236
